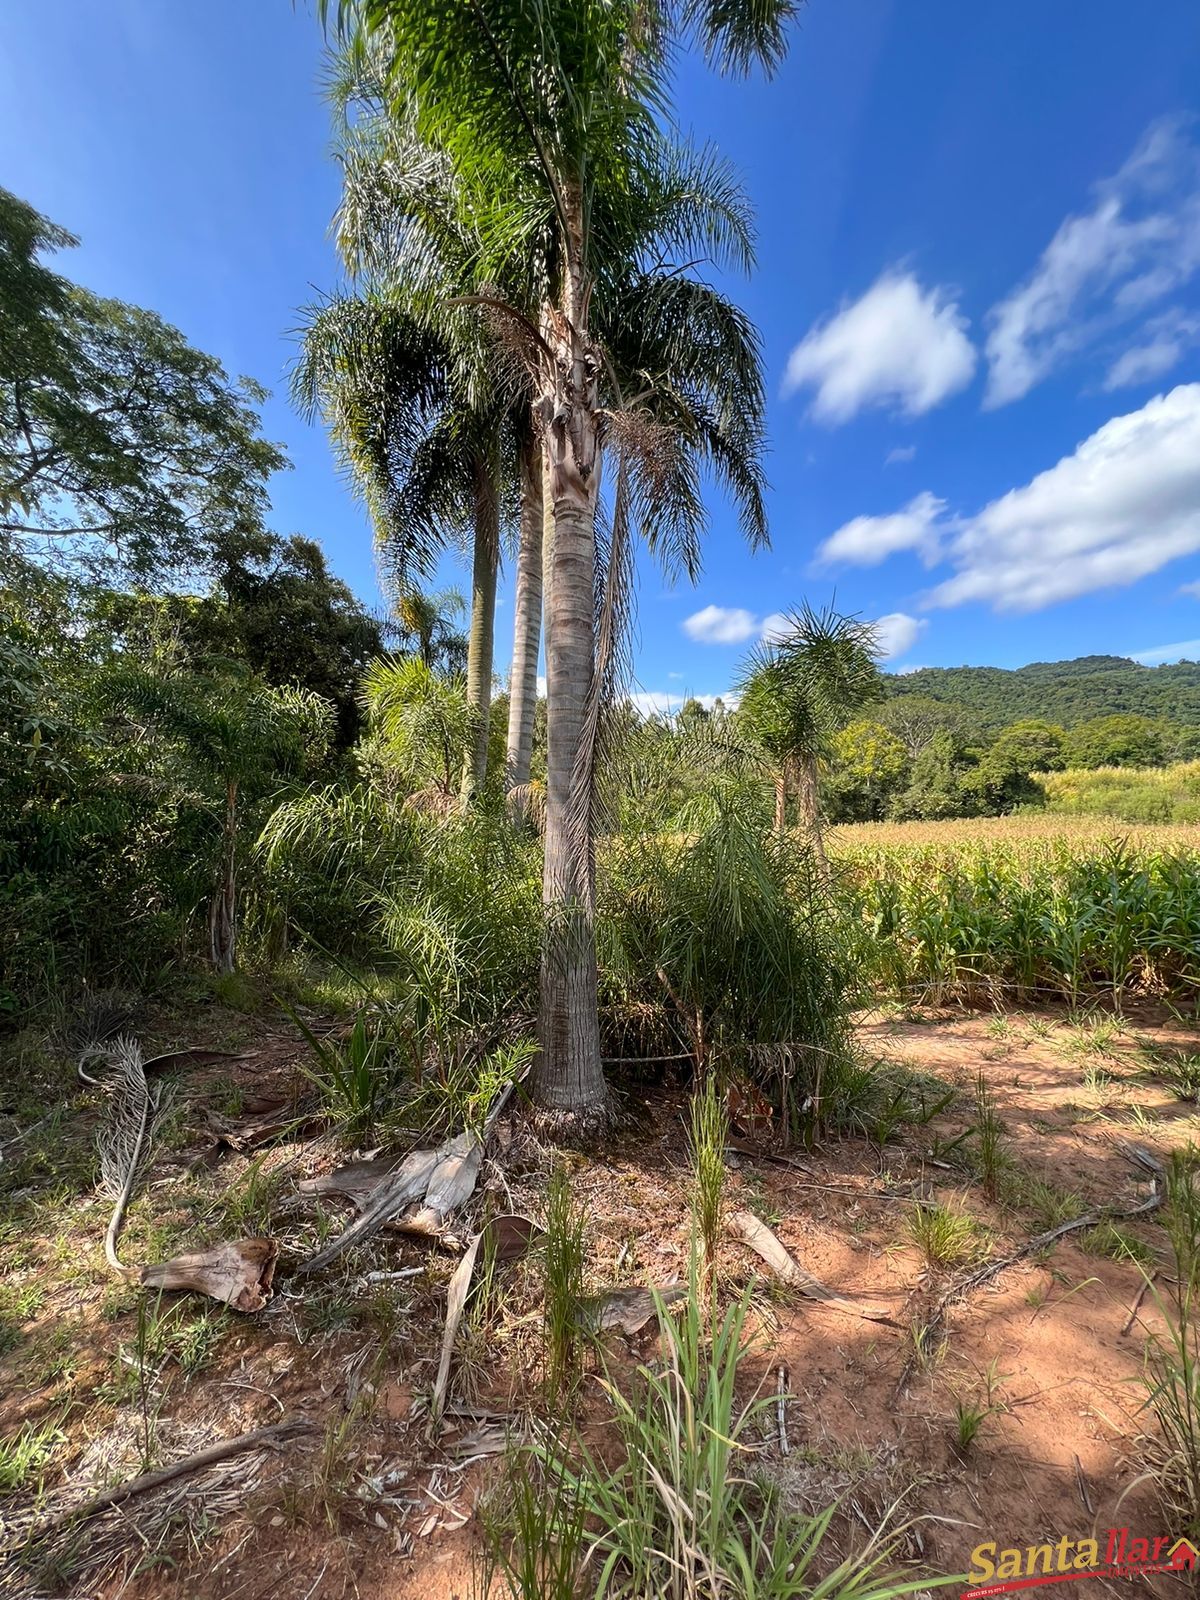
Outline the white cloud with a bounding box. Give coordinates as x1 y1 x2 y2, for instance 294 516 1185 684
816 491 946 569
1104 310 1200 390
758 612 792 644
783 270 976 424
985 116 1200 407
872 612 926 660
925 384 1200 611
1130 639 1200 664
885 445 917 465
682 604 759 644
1179 579 1200 598
626 691 732 718
536 675 547 697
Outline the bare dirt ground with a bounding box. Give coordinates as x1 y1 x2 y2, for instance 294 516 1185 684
2 999 1198 1598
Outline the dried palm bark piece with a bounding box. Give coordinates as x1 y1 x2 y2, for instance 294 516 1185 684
727 1210 899 1325
140 1238 278 1312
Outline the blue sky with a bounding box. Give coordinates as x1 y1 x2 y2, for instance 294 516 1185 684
4 1 1200 712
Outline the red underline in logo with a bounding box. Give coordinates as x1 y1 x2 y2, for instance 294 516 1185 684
962 1558 1187 1599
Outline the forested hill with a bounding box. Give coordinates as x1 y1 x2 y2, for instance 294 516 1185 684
887 655 1200 729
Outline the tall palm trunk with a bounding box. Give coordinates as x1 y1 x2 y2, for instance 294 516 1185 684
505 427 543 791
210 780 238 974
460 447 499 805
535 225 609 1127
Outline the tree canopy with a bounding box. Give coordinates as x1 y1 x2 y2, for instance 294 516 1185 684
1 187 287 586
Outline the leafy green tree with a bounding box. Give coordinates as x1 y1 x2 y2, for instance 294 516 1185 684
1066 714 1167 769
1 188 286 585
987 719 1068 774
106 669 334 972
878 694 970 759
827 718 908 821
891 729 979 821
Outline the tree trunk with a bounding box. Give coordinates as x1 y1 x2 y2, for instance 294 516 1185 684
210 780 238 973
504 427 543 792
460 448 499 805
794 752 828 870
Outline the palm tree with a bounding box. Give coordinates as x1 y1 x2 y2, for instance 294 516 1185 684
329 52 541 805
505 423 544 791
362 653 476 802
292 292 508 803
322 0 795 1127
737 605 882 863
394 585 467 675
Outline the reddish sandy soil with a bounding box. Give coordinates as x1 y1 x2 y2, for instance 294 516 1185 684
2 1002 1198 1598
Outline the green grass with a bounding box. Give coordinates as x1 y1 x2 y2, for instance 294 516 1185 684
1137 1147 1200 1537
483 1250 938 1599
688 1075 728 1287
906 1200 989 1269
542 1167 587 1405
0 1418 66 1493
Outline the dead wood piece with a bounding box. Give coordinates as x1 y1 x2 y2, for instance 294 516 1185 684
18 1416 315 1548
727 1211 899 1326
140 1238 278 1311
776 1365 790 1456
1121 1272 1157 1337
144 1047 255 1077
297 1145 444 1275
581 1284 685 1335
297 1157 399 1209
207 1108 323 1151
432 1214 539 1418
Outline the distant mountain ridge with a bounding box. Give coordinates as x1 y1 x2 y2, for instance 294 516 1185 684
887 654 1200 730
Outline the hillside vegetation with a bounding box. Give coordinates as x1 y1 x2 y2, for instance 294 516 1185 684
888 653 1200 730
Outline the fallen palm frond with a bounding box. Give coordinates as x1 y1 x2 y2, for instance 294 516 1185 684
296 1074 521 1275
89 1035 279 1312
4 1417 315 1581
95 1036 166 1277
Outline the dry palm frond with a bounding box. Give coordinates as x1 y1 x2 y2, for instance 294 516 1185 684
95 1036 166 1277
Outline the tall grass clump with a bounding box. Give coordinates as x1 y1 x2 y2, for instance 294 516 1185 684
1138 1147 1200 1538
487 1250 939 1599
542 1167 587 1404
688 1075 729 1287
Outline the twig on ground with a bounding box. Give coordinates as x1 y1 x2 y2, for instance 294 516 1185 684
17 1416 315 1547
893 1142 1165 1397
1120 1272 1156 1337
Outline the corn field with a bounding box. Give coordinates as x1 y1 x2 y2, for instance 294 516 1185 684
829 819 1200 1006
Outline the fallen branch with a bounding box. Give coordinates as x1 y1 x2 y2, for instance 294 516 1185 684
894 1141 1165 1396
17 1416 315 1547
